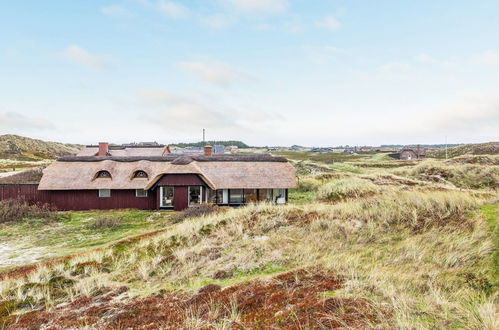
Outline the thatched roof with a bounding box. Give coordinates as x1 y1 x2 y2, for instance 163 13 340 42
77 146 169 157
38 154 296 190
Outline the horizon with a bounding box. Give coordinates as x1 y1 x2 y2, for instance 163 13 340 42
3 133 494 149
1 1 499 146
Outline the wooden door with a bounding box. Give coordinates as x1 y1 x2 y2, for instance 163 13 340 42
173 186 188 211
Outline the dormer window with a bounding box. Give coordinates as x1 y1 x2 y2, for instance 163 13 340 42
96 170 112 179
133 170 148 179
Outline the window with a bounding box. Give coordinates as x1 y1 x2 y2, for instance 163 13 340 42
96 170 111 179
273 189 286 204
133 170 148 179
188 186 202 206
206 188 217 203
217 189 228 204
135 189 148 197
229 189 243 204
99 189 111 198
257 189 273 202
244 189 257 203
160 186 174 208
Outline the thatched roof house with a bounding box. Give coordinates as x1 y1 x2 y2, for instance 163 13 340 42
37 143 296 211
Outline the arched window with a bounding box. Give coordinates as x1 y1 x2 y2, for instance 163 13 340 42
95 170 112 179
132 170 148 179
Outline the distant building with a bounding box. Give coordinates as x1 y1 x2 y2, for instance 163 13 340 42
399 147 425 160
213 145 225 154
311 147 333 152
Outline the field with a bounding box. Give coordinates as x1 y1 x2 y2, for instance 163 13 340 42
0 149 498 329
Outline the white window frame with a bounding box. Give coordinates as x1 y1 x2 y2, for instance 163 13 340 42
98 189 111 198
160 186 174 208
188 186 203 207
135 189 148 198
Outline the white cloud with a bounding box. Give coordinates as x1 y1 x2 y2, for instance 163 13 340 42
60 45 107 68
100 5 132 18
304 45 345 63
473 51 499 66
316 16 341 31
223 0 289 14
414 54 439 64
200 13 233 29
0 112 54 131
178 60 254 87
413 53 458 68
137 90 281 133
157 0 189 19
381 61 412 71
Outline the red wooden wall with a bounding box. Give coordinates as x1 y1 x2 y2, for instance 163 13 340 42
156 174 206 186
0 184 157 211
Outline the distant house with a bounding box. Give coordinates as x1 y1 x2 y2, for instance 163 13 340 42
399 147 425 160
213 145 225 154
31 143 296 211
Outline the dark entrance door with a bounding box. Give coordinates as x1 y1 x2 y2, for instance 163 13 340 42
173 186 188 211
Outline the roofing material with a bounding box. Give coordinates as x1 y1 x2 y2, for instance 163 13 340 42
38 154 296 191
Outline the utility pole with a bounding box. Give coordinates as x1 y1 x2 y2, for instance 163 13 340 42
203 128 205 145
445 136 448 160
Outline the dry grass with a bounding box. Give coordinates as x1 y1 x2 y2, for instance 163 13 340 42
317 177 381 202
0 198 55 224
406 160 499 189
0 157 497 329
0 167 44 184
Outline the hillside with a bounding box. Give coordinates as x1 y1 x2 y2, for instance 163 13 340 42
427 142 499 158
0 155 497 329
0 135 81 160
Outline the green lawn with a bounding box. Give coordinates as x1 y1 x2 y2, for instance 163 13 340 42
0 209 173 273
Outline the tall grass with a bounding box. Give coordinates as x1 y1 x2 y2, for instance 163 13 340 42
317 177 380 202
408 161 499 189
0 198 55 223
2 189 494 328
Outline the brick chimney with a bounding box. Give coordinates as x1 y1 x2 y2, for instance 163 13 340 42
204 145 213 157
98 142 109 156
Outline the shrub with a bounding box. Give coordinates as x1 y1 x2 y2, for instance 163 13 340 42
89 216 122 229
172 204 221 223
297 177 322 192
0 167 44 184
409 161 499 189
0 198 54 224
317 178 380 202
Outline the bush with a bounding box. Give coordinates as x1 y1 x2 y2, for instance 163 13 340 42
317 178 380 202
172 204 221 223
0 198 54 223
89 216 122 229
0 167 44 184
409 161 499 189
297 177 322 192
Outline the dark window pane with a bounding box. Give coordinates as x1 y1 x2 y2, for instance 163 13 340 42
189 186 202 206
258 189 273 201
244 189 257 203
229 189 243 204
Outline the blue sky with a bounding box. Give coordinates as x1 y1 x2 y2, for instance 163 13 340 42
1 0 498 146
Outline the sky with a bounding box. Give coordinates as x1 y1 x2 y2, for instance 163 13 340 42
0 0 498 146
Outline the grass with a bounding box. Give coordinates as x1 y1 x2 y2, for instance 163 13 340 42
479 204 499 288
404 160 499 189
317 177 380 202
0 153 498 329
0 209 173 273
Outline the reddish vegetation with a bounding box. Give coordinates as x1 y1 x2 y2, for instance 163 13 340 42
7 268 387 329
0 228 169 281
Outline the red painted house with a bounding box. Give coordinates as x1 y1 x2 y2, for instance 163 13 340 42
34 143 297 211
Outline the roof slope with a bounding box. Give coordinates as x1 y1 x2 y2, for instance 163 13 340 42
38 155 297 190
